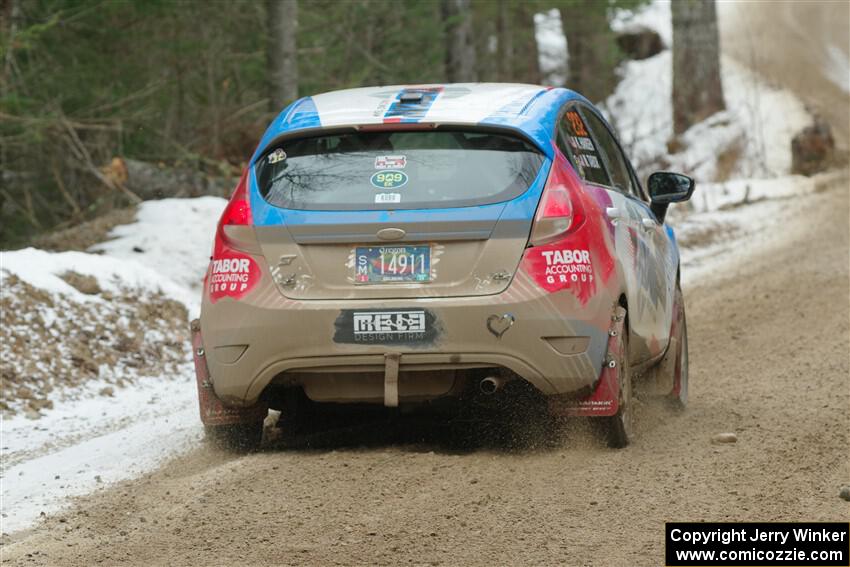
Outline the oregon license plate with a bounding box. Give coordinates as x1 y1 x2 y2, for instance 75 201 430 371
355 245 431 283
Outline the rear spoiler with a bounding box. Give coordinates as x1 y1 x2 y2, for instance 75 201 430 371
250 123 548 167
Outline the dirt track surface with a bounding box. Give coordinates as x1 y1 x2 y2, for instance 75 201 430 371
3 173 848 565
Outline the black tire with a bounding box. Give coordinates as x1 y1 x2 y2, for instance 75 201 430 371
275 387 316 435
205 422 263 452
668 298 689 410
639 284 689 411
602 324 634 448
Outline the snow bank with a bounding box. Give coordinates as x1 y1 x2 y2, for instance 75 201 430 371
535 0 813 182
1 248 195 309
604 1 812 182
1 197 225 533
604 51 812 181
92 196 225 298
0 269 189 416
0 197 225 415
824 45 850 94
1 371 200 534
674 172 837 287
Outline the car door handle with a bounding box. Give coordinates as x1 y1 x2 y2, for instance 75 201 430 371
641 218 657 231
606 207 623 221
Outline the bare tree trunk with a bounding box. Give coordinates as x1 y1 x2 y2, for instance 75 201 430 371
559 1 618 101
497 0 513 81
470 1 495 82
516 3 542 84
442 0 476 82
267 0 298 112
672 0 725 135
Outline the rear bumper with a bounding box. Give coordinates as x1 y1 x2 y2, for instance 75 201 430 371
199 271 615 406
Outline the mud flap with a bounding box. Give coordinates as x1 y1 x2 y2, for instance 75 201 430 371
548 306 626 418
384 352 400 408
643 288 684 397
669 293 686 400
191 319 268 427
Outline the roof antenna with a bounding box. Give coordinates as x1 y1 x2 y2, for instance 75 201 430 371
399 91 424 104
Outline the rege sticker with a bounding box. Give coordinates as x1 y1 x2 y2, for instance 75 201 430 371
375 155 407 170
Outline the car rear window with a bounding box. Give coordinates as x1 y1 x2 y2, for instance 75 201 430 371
254 129 544 210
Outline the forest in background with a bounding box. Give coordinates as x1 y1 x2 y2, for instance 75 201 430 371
2 0 717 247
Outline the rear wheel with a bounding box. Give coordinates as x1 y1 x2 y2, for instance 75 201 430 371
638 284 689 411
668 297 689 410
274 387 316 435
602 325 634 448
205 422 263 452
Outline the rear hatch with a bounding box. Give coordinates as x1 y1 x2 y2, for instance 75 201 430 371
252 128 547 300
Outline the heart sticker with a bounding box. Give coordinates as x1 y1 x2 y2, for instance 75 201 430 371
486 313 515 339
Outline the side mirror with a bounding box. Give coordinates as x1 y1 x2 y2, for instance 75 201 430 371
647 171 695 222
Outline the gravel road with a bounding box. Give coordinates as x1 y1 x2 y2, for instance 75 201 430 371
3 171 847 566
4 3 849 563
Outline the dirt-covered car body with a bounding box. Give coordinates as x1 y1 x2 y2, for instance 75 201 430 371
195 83 689 438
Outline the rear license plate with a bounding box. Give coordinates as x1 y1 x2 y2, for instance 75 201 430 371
355 245 431 283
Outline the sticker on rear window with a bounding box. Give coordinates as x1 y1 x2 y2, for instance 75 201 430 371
375 193 401 204
267 148 287 164
374 155 406 170
370 170 408 189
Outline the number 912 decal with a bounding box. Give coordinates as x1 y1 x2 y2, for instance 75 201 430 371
371 170 408 189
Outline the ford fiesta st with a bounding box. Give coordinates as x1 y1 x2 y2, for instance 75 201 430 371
191 83 694 450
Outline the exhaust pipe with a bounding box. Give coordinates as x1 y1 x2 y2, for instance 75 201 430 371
479 376 506 395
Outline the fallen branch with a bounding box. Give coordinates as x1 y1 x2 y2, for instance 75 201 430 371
59 117 142 204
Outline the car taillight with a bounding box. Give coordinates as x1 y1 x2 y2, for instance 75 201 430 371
529 151 586 246
214 169 253 252
207 168 262 302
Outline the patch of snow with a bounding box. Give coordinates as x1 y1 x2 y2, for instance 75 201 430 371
667 109 744 182
676 173 824 287
604 32 811 182
610 0 672 48
0 370 200 533
92 196 226 307
1 248 195 309
1 196 226 534
604 51 672 172
535 9 568 87
687 175 817 214
824 44 850 94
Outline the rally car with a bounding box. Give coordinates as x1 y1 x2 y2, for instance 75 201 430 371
191 83 693 450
